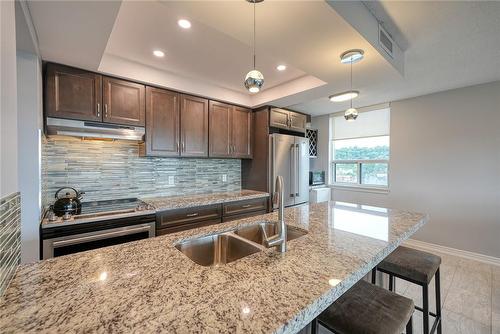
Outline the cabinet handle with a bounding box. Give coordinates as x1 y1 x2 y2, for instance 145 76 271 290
241 204 252 208
177 142 180 152
104 104 108 118
186 213 199 217
97 103 101 117
182 142 185 152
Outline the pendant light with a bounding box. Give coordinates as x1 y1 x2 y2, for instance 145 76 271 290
244 0 264 93
340 49 364 121
344 59 358 121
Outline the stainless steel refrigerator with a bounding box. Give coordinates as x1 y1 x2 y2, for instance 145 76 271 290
270 133 309 208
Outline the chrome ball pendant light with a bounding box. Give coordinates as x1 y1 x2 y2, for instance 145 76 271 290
244 0 264 93
340 49 364 121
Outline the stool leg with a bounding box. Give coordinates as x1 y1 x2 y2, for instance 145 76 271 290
422 283 429 334
406 315 413 334
310 318 318 334
435 268 442 334
371 268 377 284
389 274 394 291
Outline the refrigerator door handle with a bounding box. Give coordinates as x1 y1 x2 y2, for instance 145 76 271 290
290 144 295 198
296 143 300 197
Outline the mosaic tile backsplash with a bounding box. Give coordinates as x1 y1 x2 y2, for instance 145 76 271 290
0 192 21 296
42 137 241 206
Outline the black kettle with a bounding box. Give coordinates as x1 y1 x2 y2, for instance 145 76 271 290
53 187 84 217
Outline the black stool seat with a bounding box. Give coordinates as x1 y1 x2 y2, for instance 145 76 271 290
317 280 414 334
378 246 441 284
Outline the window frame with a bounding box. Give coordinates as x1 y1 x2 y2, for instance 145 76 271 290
330 123 390 191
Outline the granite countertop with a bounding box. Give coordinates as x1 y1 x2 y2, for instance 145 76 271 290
0 201 427 333
142 189 269 211
40 190 269 228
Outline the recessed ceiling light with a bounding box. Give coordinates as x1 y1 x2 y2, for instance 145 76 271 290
329 90 359 102
340 49 364 64
178 19 191 29
276 64 287 71
153 50 165 58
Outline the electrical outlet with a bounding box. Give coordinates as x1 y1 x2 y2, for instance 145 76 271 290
168 175 175 185
222 174 227 182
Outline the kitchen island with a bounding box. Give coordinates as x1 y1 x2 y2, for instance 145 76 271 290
0 201 427 333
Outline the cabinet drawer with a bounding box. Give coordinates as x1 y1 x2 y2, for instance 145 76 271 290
222 210 268 223
223 198 268 217
157 218 221 236
157 204 221 229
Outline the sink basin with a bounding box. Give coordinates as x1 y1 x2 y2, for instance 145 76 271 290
234 222 307 246
175 233 261 267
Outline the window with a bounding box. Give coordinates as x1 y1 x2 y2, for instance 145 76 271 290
330 107 390 188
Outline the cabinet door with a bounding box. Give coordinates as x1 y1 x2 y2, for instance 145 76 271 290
103 77 145 126
231 107 253 158
289 111 307 133
45 63 102 121
180 95 209 157
209 101 231 157
145 87 180 157
269 108 289 130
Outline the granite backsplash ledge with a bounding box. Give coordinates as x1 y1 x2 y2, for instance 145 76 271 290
42 137 241 206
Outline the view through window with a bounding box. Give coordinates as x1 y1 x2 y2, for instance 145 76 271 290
331 107 390 187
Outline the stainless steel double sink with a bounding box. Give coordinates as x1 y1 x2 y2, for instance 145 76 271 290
174 222 307 267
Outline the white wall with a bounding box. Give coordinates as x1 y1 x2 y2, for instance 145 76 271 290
0 0 18 197
17 51 42 263
329 81 500 258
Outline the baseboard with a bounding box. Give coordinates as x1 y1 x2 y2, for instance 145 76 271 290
403 239 500 267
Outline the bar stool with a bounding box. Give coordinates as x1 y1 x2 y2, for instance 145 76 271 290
311 280 414 334
372 246 442 334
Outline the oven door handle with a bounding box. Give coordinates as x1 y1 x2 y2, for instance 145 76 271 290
52 224 153 248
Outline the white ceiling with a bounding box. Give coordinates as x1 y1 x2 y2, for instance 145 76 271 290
26 1 500 115
291 1 500 115
104 1 308 94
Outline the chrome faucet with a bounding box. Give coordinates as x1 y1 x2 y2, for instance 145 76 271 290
264 175 287 253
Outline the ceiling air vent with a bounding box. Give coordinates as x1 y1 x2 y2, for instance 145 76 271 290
378 24 394 58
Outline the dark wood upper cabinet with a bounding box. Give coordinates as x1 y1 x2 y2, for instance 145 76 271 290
102 77 145 126
45 63 102 122
209 101 232 158
144 87 180 157
209 102 253 159
44 63 254 160
231 106 252 158
269 108 307 134
288 110 307 133
180 95 209 157
269 108 289 130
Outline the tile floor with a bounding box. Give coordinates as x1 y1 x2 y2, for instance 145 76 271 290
307 249 499 334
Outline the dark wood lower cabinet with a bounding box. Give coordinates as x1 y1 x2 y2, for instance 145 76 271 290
156 197 269 236
157 219 221 236
222 210 268 223
222 198 267 217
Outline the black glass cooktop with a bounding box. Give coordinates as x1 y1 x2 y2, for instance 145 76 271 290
79 198 146 216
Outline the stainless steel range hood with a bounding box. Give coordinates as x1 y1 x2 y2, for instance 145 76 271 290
46 117 145 141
